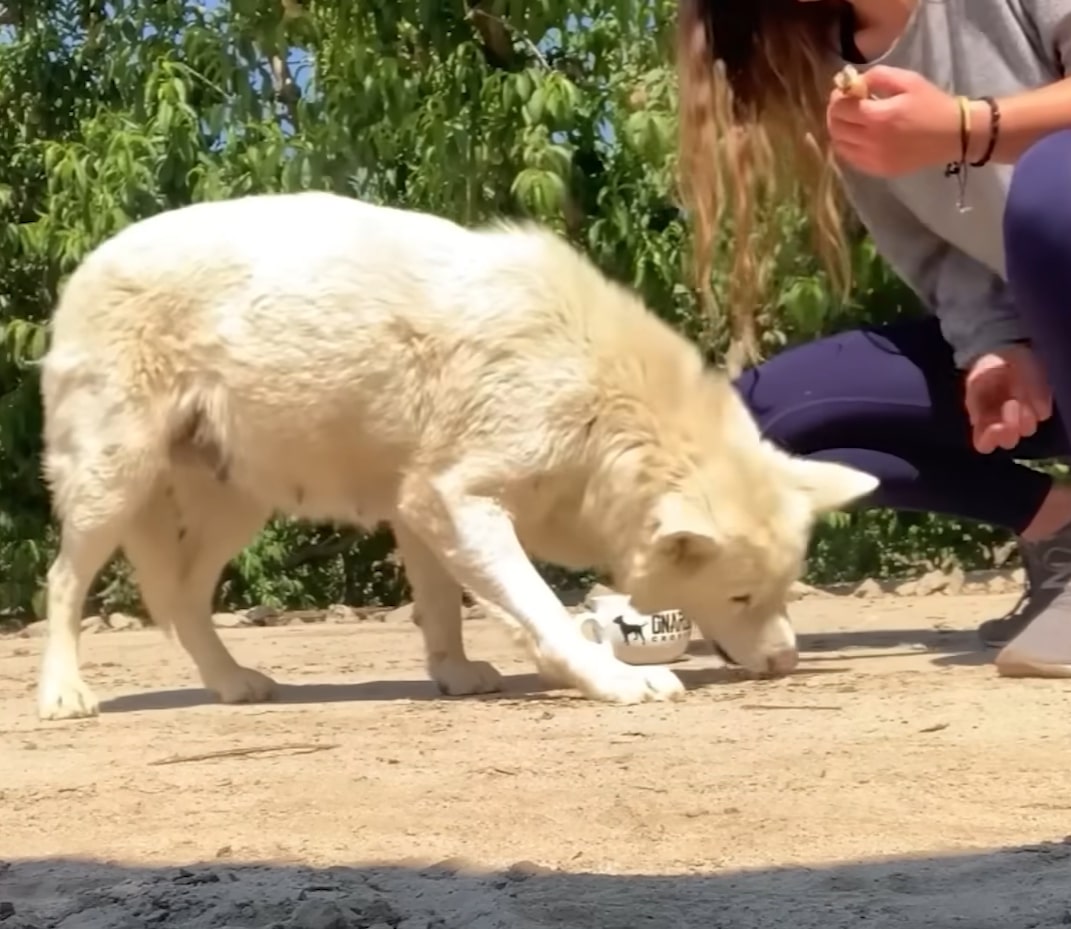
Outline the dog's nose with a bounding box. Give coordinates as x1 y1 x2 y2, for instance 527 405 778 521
764 648 799 676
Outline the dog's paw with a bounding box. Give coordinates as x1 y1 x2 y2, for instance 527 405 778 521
207 666 277 704
571 651 686 704
38 674 100 721
431 658 503 696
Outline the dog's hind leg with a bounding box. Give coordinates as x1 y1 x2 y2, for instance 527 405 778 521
39 513 136 721
121 466 275 704
393 520 503 695
38 404 161 720
397 470 685 705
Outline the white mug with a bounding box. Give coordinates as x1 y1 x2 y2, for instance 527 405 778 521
576 592 692 665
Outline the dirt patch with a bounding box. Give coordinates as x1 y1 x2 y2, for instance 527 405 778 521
3 590 1071 927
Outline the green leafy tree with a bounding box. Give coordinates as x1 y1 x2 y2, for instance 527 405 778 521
0 0 1015 622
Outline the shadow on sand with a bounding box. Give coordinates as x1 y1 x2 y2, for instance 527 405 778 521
98 607 1005 715
99 664 849 714
4 840 1071 929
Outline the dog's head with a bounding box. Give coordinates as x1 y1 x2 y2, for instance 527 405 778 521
618 449 877 677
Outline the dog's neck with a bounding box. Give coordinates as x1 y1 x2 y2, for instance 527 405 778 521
578 438 686 586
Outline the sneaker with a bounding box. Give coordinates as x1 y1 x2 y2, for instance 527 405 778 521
993 523 1071 677
976 540 1045 649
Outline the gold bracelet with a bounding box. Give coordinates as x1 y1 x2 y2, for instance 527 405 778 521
957 95 972 163
944 95 973 213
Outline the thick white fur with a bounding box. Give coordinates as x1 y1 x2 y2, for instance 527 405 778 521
35 192 878 720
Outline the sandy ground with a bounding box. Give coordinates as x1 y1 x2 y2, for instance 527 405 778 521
3 591 1071 928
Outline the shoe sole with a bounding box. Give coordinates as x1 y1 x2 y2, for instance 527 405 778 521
995 649 1071 678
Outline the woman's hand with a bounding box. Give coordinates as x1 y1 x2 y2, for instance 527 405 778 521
826 65 962 177
964 345 1053 454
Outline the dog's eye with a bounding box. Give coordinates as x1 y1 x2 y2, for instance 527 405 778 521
730 594 751 605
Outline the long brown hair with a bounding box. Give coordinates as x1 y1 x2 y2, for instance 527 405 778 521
676 0 851 374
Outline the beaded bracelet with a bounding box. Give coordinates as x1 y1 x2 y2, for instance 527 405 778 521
970 96 1001 168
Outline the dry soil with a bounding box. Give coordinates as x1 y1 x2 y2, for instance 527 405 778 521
2 590 1071 928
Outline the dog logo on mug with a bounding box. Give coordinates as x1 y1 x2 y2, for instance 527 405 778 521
613 611 688 645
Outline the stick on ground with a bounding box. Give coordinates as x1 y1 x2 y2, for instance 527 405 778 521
149 742 339 766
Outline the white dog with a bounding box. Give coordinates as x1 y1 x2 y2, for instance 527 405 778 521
35 193 877 720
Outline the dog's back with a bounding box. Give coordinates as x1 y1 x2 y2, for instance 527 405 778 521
43 192 726 522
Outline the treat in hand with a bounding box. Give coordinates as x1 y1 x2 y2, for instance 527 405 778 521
833 64 869 99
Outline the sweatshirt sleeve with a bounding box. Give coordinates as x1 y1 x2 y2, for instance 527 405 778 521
1021 0 1071 70
840 168 1027 368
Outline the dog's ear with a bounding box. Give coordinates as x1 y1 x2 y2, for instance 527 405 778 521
651 493 721 567
779 456 879 514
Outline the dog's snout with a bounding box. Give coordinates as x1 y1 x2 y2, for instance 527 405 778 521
764 647 799 677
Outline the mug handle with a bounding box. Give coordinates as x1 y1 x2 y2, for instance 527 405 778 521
578 613 605 644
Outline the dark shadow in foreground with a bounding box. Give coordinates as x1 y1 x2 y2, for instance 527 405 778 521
3 840 1071 929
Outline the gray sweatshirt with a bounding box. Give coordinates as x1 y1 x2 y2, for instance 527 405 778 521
837 0 1071 367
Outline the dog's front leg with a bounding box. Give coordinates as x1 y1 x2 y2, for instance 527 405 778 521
397 475 685 705
393 520 504 696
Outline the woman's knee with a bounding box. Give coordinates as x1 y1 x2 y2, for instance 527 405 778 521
732 320 954 452
1005 130 1071 278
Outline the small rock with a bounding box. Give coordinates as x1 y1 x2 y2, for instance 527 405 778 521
851 578 883 598
961 571 990 594
992 539 1018 567
212 612 247 628
285 609 327 624
892 579 918 596
245 604 283 625
287 899 352 929
1011 567 1026 586
106 612 144 631
788 580 826 601
986 575 1013 594
326 604 361 624
0 901 15 919
943 565 966 596
914 569 949 597
19 620 47 638
81 615 107 633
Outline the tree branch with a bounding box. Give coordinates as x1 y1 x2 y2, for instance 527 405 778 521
465 3 549 71
267 0 302 130
269 52 301 129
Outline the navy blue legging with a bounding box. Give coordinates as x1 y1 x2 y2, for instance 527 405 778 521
734 130 1071 534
